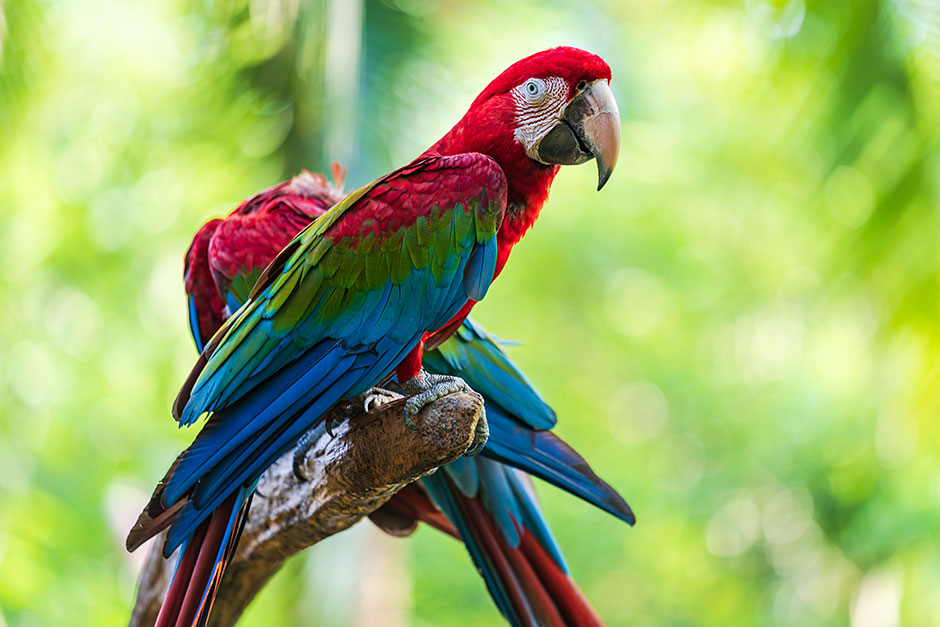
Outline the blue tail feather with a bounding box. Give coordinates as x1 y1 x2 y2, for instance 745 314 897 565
193 484 249 618
505 467 567 570
476 459 524 549
442 457 479 496
420 470 527 626
422 456 570 627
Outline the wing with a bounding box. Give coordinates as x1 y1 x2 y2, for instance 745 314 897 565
178 154 505 424
141 154 506 555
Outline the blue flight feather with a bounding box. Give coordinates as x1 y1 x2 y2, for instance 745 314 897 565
167 341 349 502
167 333 425 553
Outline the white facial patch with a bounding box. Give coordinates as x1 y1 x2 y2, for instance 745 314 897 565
512 76 570 154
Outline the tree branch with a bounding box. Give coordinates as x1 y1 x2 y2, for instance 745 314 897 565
129 389 485 627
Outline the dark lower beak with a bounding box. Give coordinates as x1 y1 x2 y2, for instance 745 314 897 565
529 79 621 190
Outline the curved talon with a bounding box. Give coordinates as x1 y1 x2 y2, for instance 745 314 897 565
465 439 485 457
361 387 392 414
325 414 337 438
292 430 319 481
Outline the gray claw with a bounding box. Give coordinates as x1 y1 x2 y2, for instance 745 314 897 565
361 387 394 414
292 429 319 481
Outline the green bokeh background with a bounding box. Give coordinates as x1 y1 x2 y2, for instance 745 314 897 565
1 0 938 625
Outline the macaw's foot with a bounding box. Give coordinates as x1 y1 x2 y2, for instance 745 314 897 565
400 371 488 455
293 387 396 481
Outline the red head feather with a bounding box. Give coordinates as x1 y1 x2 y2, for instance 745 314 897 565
470 47 611 107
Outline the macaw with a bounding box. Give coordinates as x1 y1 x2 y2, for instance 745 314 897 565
179 168 633 625
127 47 623 627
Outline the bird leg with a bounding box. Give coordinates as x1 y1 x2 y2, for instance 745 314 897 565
292 388 396 480
400 370 488 455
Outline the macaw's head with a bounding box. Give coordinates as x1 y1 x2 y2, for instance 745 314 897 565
430 47 621 196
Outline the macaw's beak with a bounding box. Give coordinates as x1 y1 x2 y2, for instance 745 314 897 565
529 79 621 190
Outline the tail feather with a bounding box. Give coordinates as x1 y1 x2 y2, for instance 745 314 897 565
454 487 565 627
518 532 603 627
420 462 602 627
154 489 250 627
155 524 207 627
421 471 527 623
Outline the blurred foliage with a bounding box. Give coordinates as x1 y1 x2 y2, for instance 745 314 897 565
1 0 939 625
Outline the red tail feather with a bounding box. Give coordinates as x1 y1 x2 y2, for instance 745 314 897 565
154 494 243 627
454 491 565 627
155 522 207 627
519 531 603 627
383 480 605 626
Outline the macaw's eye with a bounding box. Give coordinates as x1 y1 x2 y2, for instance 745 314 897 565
523 79 546 102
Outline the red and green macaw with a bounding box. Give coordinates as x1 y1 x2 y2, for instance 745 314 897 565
127 47 623 627
179 168 633 625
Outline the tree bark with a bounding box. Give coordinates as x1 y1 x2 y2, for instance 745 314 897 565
128 389 484 627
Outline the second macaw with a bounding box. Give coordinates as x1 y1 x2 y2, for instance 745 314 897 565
182 168 633 625
127 46 624 627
